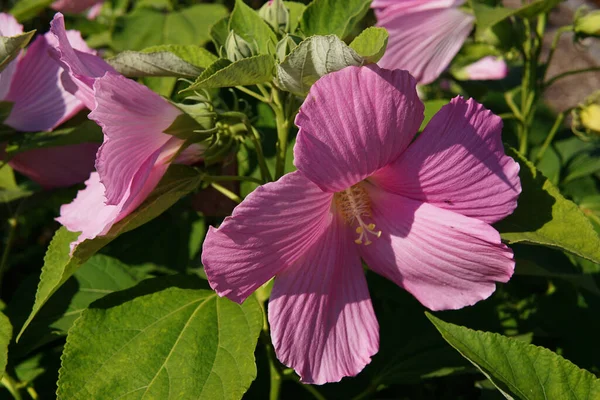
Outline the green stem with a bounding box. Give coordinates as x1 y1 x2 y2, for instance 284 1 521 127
545 67 600 88
26 387 38 400
204 175 263 185
534 111 565 165
249 127 274 183
0 216 17 291
210 183 242 204
351 382 379 400
272 89 290 180
2 375 22 400
235 86 270 103
543 26 572 82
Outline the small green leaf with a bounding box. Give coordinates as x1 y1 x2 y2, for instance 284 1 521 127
182 54 275 92
0 30 35 73
9 0 52 22
229 0 278 55
108 45 217 78
284 1 306 34
300 0 371 39
496 150 600 264
427 313 600 400
349 27 388 64
0 312 11 379
0 163 17 190
277 35 363 96
18 165 202 339
57 276 263 399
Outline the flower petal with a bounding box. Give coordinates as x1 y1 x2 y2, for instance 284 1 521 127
4 32 88 131
90 73 183 206
294 65 423 192
372 96 521 224
360 187 514 311
376 5 474 84
202 171 334 303
464 56 508 81
49 13 115 109
0 13 24 100
9 143 99 189
269 215 378 384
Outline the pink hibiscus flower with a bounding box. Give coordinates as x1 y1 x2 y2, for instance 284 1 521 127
372 0 475 84
0 12 99 188
463 56 509 81
50 13 204 251
202 65 521 384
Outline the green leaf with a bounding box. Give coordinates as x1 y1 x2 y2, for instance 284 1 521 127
135 0 173 11
349 27 388 64
277 35 363 96
427 313 600 400
419 99 447 131
300 0 371 39
495 150 600 264
564 151 600 183
57 276 263 399
229 0 278 55
0 163 17 190
471 0 562 33
107 45 217 78
0 101 13 125
515 258 600 296
182 54 275 92
18 165 202 340
0 312 11 379
0 30 35 73
111 4 228 51
284 1 306 34
210 17 230 50
9 0 52 22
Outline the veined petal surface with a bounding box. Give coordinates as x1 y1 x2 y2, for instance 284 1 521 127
0 13 24 100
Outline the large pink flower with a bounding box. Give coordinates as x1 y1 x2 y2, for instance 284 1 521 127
0 12 99 188
202 65 521 384
372 0 475 84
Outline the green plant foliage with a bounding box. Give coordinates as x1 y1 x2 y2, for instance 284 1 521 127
300 0 371 39
18 165 203 339
0 312 11 379
111 4 228 51
496 150 600 264
277 35 363 95
182 55 275 92
57 276 263 400
0 30 35 73
427 313 600 399
471 0 562 33
349 27 389 64
284 1 306 34
229 0 278 55
9 0 52 22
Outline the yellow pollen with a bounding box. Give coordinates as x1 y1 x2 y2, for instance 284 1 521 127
334 184 382 246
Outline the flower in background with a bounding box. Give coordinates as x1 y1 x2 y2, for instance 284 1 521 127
572 90 600 141
458 56 509 81
202 65 521 384
372 0 475 84
51 0 104 19
0 12 99 189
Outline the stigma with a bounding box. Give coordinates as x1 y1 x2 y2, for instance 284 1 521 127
334 184 382 245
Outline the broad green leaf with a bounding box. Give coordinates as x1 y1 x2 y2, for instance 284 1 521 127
427 313 600 400
210 17 230 51
471 0 562 33
135 0 173 11
108 51 203 78
4 120 103 157
284 1 306 34
495 150 600 264
182 54 275 92
300 0 371 39
349 27 388 64
18 165 202 339
57 276 263 400
277 35 363 96
564 151 600 183
228 0 278 55
9 0 52 22
0 312 11 379
0 30 35 73
112 4 228 51
0 163 17 190
142 45 218 68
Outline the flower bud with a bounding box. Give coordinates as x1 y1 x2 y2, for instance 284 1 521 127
275 35 301 62
572 91 600 141
259 0 290 33
574 8 600 38
225 31 256 62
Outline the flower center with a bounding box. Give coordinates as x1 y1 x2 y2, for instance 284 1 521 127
334 184 382 246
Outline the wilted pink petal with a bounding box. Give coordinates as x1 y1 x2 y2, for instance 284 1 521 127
359 189 514 311
9 143 99 189
294 66 423 192
372 97 521 224
269 215 378 385
51 0 104 15
374 1 474 84
0 13 24 100
90 73 188 207
49 13 116 109
203 171 333 303
4 31 93 131
464 56 509 81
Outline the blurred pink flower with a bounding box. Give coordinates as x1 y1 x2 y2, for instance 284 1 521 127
0 12 99 188
202 65 521 384
372 0 474 84
51 0 104 19
464 56 509 81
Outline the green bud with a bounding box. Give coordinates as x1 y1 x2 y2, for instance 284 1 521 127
275 35 301 63
572 91 600 141
575 8 600 38
225 31 256 62
258 0 290 33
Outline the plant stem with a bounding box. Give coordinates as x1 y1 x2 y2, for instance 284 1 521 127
235 86 270 103
0 216 17 291
543 25 572 82
1 375 22 400
534 111 565 165
299 383 327 400
271 89 291 180
210 182 242 204
250 127 274 182
545 67 600 88
204 175 263 185
26 387 38 400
